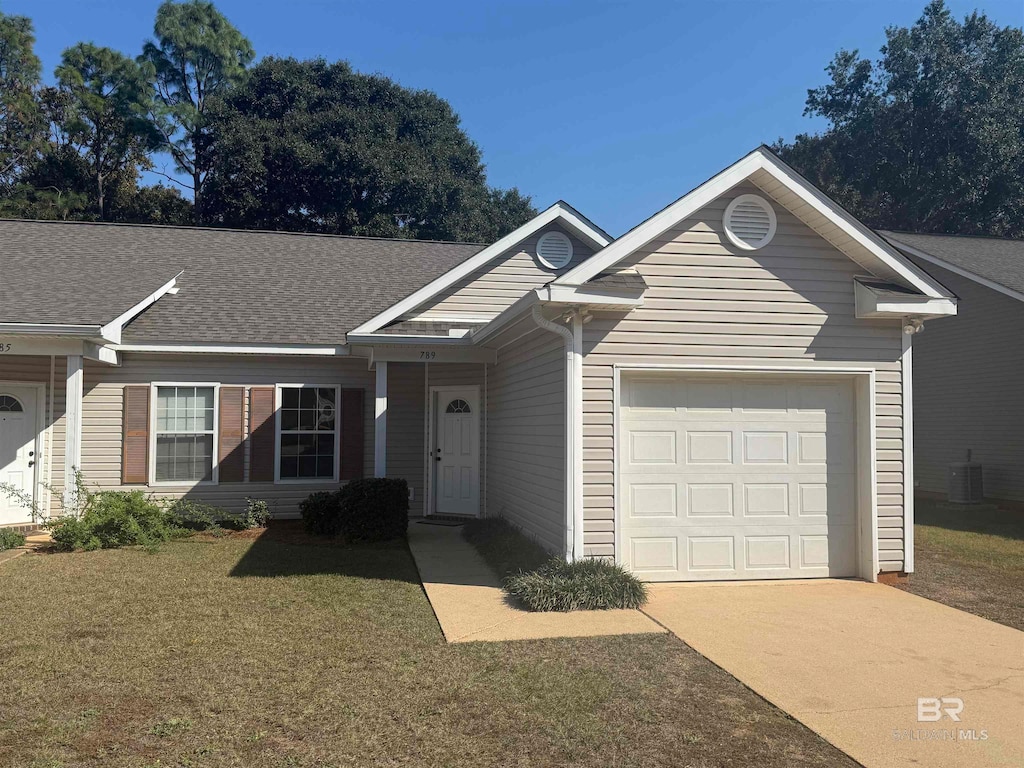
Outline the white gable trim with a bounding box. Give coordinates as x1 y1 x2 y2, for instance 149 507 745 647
883 236 1024 305
100 271 183 344
348 203 611 336
555 147 950 299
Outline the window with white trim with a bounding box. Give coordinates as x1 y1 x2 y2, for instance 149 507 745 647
155 386 216 482
279 387 337 479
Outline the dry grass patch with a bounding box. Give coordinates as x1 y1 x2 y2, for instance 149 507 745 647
898 498 1024 630
0 524 855 767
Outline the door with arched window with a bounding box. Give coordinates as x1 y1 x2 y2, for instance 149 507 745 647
431 387 480 516
0 385 39 526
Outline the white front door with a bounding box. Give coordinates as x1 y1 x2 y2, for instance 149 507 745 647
620 374 857 581
0 386 39 526
433 388 480 516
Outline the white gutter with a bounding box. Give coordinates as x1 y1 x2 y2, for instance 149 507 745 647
0 323 101 336
531 304 579 561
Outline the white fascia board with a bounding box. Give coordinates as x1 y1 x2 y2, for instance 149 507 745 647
347 203 611 336
853 280 957 319
113 343 349 356
345 334 475 346
883 236 1024 305
468 292 540 345
556 147 951 300
537 284 645 306
100 271 183 344
0 323 101 336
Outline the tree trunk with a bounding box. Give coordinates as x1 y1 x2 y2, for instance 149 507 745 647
96 171 105 221
193 168 202 226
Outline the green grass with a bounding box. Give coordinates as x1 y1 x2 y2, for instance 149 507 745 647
0 525 855 768
900 498 1024 630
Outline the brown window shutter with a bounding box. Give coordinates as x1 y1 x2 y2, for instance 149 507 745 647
340 388 364 481
249 387 276 482
218 387 245 483
122 385 150 484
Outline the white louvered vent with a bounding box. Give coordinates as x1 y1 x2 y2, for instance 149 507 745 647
536 230 574 269
723 194 777 250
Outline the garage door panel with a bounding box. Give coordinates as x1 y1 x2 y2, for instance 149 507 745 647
621 374 858 581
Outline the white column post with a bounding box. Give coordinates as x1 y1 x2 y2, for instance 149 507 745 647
63 354 84 510
374 361 388 477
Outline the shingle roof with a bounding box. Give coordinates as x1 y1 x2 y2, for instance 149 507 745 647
880 231 1024 297
0 219 484 344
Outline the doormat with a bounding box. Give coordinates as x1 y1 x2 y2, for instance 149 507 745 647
416 519 466 527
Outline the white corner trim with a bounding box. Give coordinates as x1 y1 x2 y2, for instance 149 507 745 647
902 331 915 573
556 147 950 300
374 362 388 478
530 305 578 560
348 202 611 336
100 272 183 344
883 236 1024 305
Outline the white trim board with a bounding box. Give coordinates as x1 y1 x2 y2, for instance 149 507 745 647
348 202 611 336
556 146 951 300
882 235 1024 305
611 363 879 583
100 272 182 344
114 343 349 356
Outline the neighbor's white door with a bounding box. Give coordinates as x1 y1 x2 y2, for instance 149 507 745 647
619 375 857 581
0 386 39 526
433 389 479 516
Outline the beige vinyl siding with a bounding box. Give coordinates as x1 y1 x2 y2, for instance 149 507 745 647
405 225 594 321
0 355 66 514
77 354 374 516
581 184 907 571
905 259 1024 502
485 316 566 553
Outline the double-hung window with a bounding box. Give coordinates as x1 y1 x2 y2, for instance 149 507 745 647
154 385 217 482
279 386 338 480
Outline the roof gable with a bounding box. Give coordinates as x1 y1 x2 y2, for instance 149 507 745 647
556 147 951 299
348 202 611 335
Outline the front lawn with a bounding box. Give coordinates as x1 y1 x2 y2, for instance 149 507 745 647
0 526 855 767
898 498 1024 630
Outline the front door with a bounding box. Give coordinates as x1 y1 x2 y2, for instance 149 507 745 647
433 388 480 516
0 386 39 526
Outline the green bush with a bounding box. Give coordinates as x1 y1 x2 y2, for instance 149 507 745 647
462 517 550 579
504 557 648 612
300 479 408 541
0 529 26 551
241 497 270 529
299 490 342 536
337 478 409 542
46 490 182 552
167 499 223 531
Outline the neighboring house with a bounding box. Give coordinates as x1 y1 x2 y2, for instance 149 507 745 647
881 231 1024 504
0 147 957 582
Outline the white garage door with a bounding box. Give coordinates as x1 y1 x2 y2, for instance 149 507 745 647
619 374 857 581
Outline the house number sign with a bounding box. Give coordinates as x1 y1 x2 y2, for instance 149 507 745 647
0 343 12 353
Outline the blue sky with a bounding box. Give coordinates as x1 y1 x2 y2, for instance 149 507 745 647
4 0 1022 236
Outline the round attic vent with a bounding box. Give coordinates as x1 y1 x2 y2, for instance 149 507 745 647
723 194 777 250
536 231 574 269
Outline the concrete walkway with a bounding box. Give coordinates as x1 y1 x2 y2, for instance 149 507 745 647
645 579 1024 768
407 521 664 643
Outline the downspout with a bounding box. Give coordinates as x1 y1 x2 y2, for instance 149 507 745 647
531 304 577 561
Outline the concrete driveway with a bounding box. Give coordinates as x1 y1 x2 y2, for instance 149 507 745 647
645 579 1024 768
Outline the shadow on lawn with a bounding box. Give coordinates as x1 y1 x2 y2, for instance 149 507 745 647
226 521 420 583
915 496 1024 541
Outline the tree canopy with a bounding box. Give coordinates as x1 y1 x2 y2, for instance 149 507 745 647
776 0 1024 237
204 57 533 240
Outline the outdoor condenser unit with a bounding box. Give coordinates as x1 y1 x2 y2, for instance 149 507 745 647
948 449 984 504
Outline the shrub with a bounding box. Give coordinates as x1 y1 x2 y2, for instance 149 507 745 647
300 490 342 536
504 557 648 612
166 499 222 531
46 490 181 552
462 517 550 579
0 529 26 551
336 478 409 542
241 497 270 529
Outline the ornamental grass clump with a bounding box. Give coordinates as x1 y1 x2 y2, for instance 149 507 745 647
504 557 648 612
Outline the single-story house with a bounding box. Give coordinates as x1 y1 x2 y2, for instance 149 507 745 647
880 231 1023 505
0 146 958 582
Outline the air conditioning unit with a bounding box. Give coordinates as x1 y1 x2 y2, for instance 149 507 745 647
948 450 984 504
